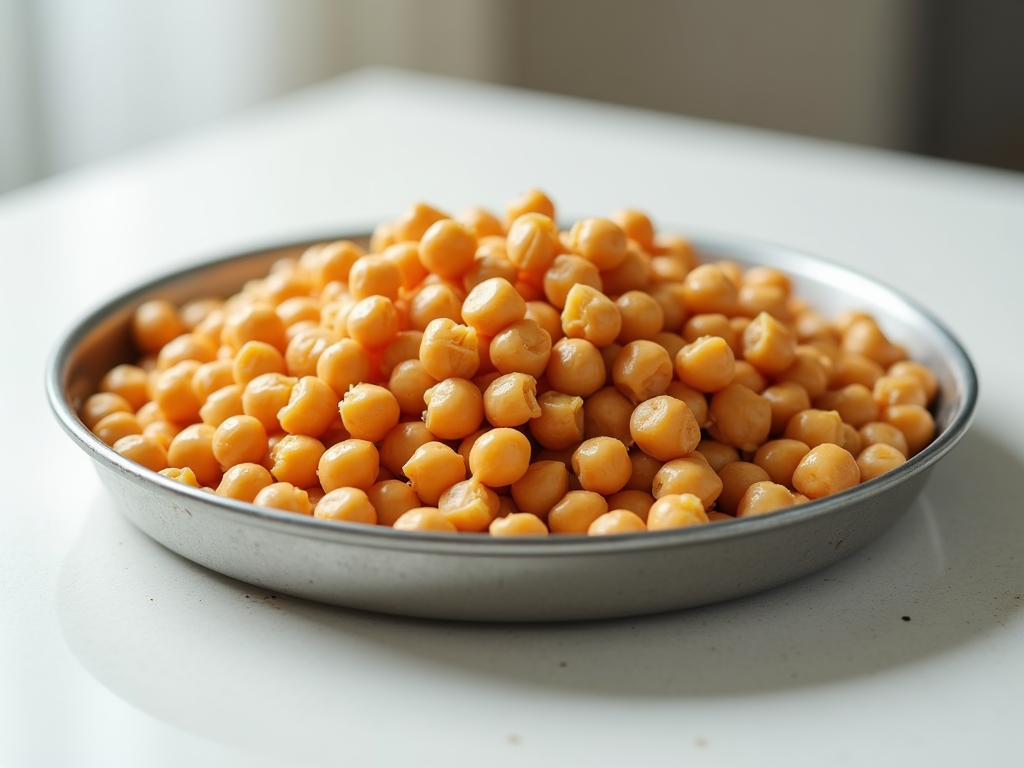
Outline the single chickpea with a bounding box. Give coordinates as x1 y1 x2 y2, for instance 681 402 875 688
311 239 364 289
367 480 422 527
402 442 467 506
347 255 403 302
759 382 812 436
675 335 736 393
743 312 796 375
438 479 500 532
92 411 142 446
840 423 863 456
344 295 399 350
378 330 423 379
829 352 885 389
882 404 935 456
407 282 463 331
284 327 338 379
571 437 632 495
887 361 938 404
548 490 609 534
622 450 660 493
392 202 448 242
167 423 221 487
142 419 179 451
417 219 478 279
222 303 288 354
694 439 740 473
843 317 906 368
276 376 338 438
179 297 223 331
588 510 646 535
728 360 767 393
716 461 772 515
469 428 532 487
98 364 151 411
583 386 636 446
774 347 830 399
615 291 664 343
275 296 321 329
736 283 788 320
783 408 844 448
813 383 878 428
646 494 710 530
216 462 274 502
569 218 628 271
483 372 542 427
315 339 375 397
489 513 549 536
212 414 268 469
198 384 243 427
601 243 653 298
81 391 134 431
378 421 436 477
707 384 772 453
600 342 623 380
683 312 738 349
652 331 686 362
463 253 519 293
318 439 379 492
387 359 438 417
753 439 811 488
232 340 286 387
510 460 570 520
113 434 169 473
132 299 186 354
665 381 709 428
682 264 737 316
546 337 606 398
856 443 908 482
529 391 585 450
858 421 911 458
629 395 701 462
314 487 376 524
489 318 552 378
605 489 655 522
461 277 527 337
251 482 312 514
872 375 928 410
737 481 802 517
560 284 622 347
339 383 400 443
612 341 673 404
456 206 504 239
152 360 204 425
191 359 235 403
524 301 563 342
543 255 603 309
611 209 655 253
382 241 429 291
652 457 723 509
159 466 201 487
268 434 325 489
419 318 480 381
505 189 555 229
241 372 296 434
506 213 560 273
648 283 689 333
791 443 861 499
423 378 484 439
392 507 459 533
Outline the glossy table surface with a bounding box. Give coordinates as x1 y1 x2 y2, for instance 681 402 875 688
2 68 1022 767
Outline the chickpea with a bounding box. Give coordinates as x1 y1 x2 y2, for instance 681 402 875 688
665 381 709 428
572 437 632 495
81 391 134 432
93 411 143 446
387 359 438 417
716 461 772 515
543 255 603 309
588 510 646 535
730 360 768 393
652 457 723 509
873 375 928 410
132 299 186 354
216 462 274 502
629 395 701 462
753 439 810 489
506 213 560 273
113 434 169 473
438 479 500 532
813 383 878 428
829 352 885 389
284 327 338 379
343 295 399 350
489 512 549 536
347 255 403 302
843 317 906 368
675 335 735 393
241 372 296 434
743 312 796 375
382 241 429 291
482 372 541 427
469 428 532 487
379 421 436 477
604 489 655 522
791 443 860 499
615 291 663 343
774 347 830 399
408 282 463 331
392 507 459 534
858 421 910 458
887 360 938 404
569 218 628 272
212 414 268 469
160 466 201 487
393 202 448 242
783 408 844 448
222 303 287 354
316 339 375 397
367 480 422 527
737 481 802 517
318 439 379 492
706 384 771 453
529 391 585 450
882 404 935 456
856 443 907 482
583 386 635 446
548 490 609 534
275 375 338 438
98 364 151 411
268 434 325 489
490 318 552 378
167 423 221 487
646 494 709 530
652 331 686 362
505 189 555 229
612 341 673 404
648 283 689 333
314 487 377 524
624 450 661 493
423 378 484 439
682 264 737 316
610 209 655 252
419 318 480 381
252 482 312 515
191 359 236 403
560 284 622 347
683 313 738 351
546 338 606 398
402 441 467 506
339 383 400 443
694 439 740 473
152 360 203 424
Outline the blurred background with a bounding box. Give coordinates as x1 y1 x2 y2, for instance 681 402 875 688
1 0 1021 196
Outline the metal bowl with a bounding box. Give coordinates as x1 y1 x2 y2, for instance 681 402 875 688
46 233 977 621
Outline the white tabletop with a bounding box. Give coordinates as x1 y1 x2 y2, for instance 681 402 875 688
2 68 1022 767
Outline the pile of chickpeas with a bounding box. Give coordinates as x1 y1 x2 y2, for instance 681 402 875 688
81 190 938 537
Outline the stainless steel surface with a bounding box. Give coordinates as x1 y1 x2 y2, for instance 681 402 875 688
46 234 978 622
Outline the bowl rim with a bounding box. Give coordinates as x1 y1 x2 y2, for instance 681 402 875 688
45 230 979 557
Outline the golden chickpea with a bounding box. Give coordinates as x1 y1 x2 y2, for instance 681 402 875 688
382 241 429 291
487 318 552 379
417 219 478 279
392 507 459 533
510 460 570 520
284 327 338 379
98 364 151 411
419 318 480 381
438 479 500 532
393 202 448 242
774 347 830 399
346 255 402 302
604 489 655 522
132 299 186 355
546 338 606 398
615 291 663 343
560 284 622 347
840 423 863 456
81 391 134 431
339 383 400 443
665 381 709 428
829 352 885 389
463 252 518 293
314 487 377 524
407 282 463 332
379 421 436 477
707 384 771 453
423 378 484 439
309 240 363 290
461 277 527 337
716 461 772 515
506 213 560 273
652 457 723 509
386 359 437 417
737 481 802 517
743 312 796 375
629 395 701 462
856 443 907 482
887 361 938 404
252 482 312 515
316 339 375 397
736 283 788 320
232 340 286 387
759 382 811 436
268 434 325 489
469 428 532 487
241 372 296 434
167 423 221 487
583 386 635 446
611 340 673 404
783 408 844 448
276 376 338 438
505 189 555 229
113 434 169 473
456 206 504 239
547 490 608 533
882 404 935 456
646 493 709 530
275 296 321 329
611 209 655 252
813 383 878 428
489 513 549 536
543 255 603 309
318 439 379 492
191 359 235 403
222 303 287 354
92 411 142 446
216 462 274 502
344 295 399 350
843 317 906 368
569 218 628 271
753 439 810 488
402 441 467 506
367 480 421 527
694 439 740 473
682 264 737 316
791 443 860 499
683 312 738 349
648 283 689 333
152 360 203 424
571 437 632 495
529 391 585 450
675 335 736 393
873 375 927 410
588 510 646 535
159 466 201 487
212 414 268 469
858 421 911 457
483 372 541 427
199 384 244 427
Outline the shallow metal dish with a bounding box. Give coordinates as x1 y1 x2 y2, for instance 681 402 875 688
47 234 977 621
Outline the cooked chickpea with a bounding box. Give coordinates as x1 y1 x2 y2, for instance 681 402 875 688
486 512 547 536
774 347 830 399
152 360 203 424
694 439 740 473
856 443 907 482
716 461 772 515
483 372 541 427
506 213 560 273
155 333 218 371
212 414 268 469
419 318 480 381
546 337 606 398
490 318 552 378
572 437 632 495
232 340 286 387
241 372 296 433
560 284 622 347
646 494 709 530
588 509 646 535
167 423 221 487
829 352 885 389
682 264 737 316
407 282 463 331
463 252 518 293
160 466 201 487
791 443 860 499
510 460 570 519
98 364 151 411
783 408 844 448
438 479 500 532
192 359 235 403
81 392 134 431
379 421 436 477
813 383 878 428
887 360 938 404
216 462 274 502
543 255 603 309
367 480 421 527
882 404 935 456
318 439 379 492
469 428 532 487
458 277 528 338
386 359 437 417
604 489 655 522
611 341 673 404
737 481 802 517
529 391 585 450
707 384 771 453
314 487 376 524
252 482 312 515
423 378 484 439
629 395 701 462
268 434 325 488
583 386 635 446
345 295 400 350
752 439 810 489
873 374 927 410
664 381 709 428
843 317 906 368
569 218 628 272
402 441 467 506
742 312 796 375
113 434 168 473
339 383 400 443
615 291 663 343
858 421 910 457
132 300 186 355
93 411 143 446
652 457 723 509
730 360 768 393
675 335 735 393
392 507 459 533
